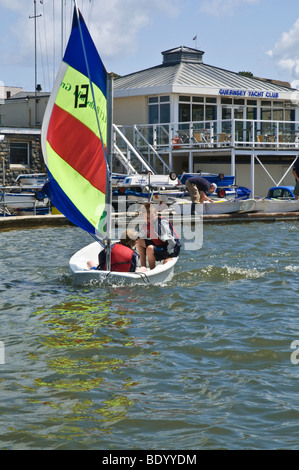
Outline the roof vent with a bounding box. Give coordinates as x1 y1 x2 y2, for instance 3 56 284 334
162 46 204 65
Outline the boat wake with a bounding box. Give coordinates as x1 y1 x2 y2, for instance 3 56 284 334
285 265 299 272
176 265 267 286
201 265 267 281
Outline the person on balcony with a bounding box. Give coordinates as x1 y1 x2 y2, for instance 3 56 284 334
185 176 217 214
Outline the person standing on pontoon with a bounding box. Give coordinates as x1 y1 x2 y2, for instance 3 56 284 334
185 176 217 215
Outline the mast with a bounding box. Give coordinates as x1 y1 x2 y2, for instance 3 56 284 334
105 73 114 271
29 0 42 125
61 0 64 59
72 0 113 269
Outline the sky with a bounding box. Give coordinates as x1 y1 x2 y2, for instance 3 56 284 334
1 0 299 92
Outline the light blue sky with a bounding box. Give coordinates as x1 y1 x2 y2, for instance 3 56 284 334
1 0 299 92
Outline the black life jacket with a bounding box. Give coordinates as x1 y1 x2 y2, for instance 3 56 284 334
143 216 181 248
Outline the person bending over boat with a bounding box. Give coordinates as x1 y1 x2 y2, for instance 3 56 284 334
293 159 299 200
136 203 181 270
185 176 217 215
87 229 146 272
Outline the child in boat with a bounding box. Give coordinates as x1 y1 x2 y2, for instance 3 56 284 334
136 203 181 270
87 229 146 272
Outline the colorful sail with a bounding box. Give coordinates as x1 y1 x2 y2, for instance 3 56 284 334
41 6 108 237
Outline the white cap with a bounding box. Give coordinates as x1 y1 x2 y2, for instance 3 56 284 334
211 183 217 191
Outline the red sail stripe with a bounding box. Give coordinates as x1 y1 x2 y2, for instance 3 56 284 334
47 104 106 193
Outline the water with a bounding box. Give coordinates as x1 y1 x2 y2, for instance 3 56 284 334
1 221 299 450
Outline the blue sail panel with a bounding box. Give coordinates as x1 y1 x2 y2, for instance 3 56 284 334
63 10 107 97
43 174 96 234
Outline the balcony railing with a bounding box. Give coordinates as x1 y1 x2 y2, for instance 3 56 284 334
124 119 299 151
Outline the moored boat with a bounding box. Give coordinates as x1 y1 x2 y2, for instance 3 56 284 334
253 198 299 213
15 173 48 188
113 173 185 204
0 185 49 213
170 198 255 215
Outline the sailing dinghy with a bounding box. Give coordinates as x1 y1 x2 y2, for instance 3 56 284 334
41 3 178 285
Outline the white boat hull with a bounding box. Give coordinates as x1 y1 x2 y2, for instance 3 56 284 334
69 242 178 285
253 199 299 212
172 199 249 215
0 192 49 209
15 173 48 187
127 192 185 204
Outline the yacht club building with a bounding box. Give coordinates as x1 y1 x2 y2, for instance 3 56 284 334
113 46 299 196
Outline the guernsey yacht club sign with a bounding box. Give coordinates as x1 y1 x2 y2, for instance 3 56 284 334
219 88 279 99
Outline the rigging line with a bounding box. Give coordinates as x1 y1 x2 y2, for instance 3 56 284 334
72 0 109 168
37 21 46 91
40 1 51 91
52 0 56 87
88 0 94 29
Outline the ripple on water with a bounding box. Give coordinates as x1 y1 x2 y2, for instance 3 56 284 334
0 222 299 449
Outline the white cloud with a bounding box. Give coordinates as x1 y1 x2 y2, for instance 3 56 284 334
88 0 180 57
199 0 259 16
267 18 299 80
0 0 181 87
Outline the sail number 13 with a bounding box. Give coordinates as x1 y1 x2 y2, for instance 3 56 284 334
74 84 89 108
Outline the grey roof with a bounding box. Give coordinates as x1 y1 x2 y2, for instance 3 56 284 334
7 91 50 100
114 46 294 94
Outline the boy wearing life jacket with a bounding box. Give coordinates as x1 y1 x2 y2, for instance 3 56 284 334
87 229 141 272
136 203 181 270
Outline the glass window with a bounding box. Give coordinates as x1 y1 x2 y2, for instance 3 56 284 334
247 107 257 120
10 142 29 165
179 103 190 122
206 105 216 120
148 96 170 124
192 104 204 121
234 99 244 105
221 98 232 104
261 108 271 120
149 104 159 124
273 109 283 121
179 96 190 102
222 107 232 120
160 103 170 123
285 109 295 121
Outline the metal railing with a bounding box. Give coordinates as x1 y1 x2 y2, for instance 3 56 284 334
113 124 153 174
130 119 299 150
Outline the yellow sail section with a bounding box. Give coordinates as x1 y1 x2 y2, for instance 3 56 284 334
46 142 106 227
55 66 107 147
